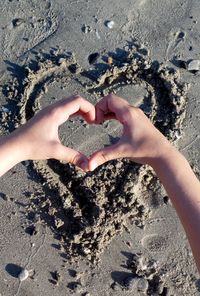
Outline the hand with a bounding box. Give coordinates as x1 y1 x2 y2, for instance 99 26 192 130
12 95 96 170
89 94 172 171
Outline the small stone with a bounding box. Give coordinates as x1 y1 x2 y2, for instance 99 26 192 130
1 107 9 112
187 59 200 72
107 57 113 65
82 24 92 33
0 192 9 201
124 276 139 290
83 247 91 255
12 18 25 27
58 58 66 65
67 281 82 292
105 20 115 29
18 268 29 281
137 278 149 292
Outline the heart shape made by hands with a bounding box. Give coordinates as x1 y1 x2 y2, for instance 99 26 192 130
1 47 188 261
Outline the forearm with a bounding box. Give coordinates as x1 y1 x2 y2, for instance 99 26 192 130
0 134 24 176
151 147 200 272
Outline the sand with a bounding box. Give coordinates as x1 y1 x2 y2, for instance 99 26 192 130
0 0 200 295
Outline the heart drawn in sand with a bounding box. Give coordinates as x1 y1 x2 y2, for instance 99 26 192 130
1 47 188 260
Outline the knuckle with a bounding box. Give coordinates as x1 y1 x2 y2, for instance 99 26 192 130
73 95 83 103
71 153 81 165
100 152 109 163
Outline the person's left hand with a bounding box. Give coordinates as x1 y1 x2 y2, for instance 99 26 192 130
12 95 96 170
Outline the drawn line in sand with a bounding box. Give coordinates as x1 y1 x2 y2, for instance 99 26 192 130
0 45 189 262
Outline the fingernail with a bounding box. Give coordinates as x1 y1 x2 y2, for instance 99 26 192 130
90 161 98 171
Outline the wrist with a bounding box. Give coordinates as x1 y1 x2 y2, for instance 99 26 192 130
148 142 179 170
3 132 28 163
0 132 29 176
150 143 183 173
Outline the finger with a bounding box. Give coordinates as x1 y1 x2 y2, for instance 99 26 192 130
95 111 116 124
53 143 89 171
69 108 95 123
95 94 130 123
50 95 96 125
88 142 126 171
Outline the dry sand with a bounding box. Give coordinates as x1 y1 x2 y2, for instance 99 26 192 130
0 0 200 295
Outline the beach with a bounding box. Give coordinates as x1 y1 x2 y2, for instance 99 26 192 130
0 0 200 295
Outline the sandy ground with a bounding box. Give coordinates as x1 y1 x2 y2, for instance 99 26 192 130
0 0 200 295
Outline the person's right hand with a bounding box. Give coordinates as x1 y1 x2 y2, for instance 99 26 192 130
88 94 173 171
9 95 96 170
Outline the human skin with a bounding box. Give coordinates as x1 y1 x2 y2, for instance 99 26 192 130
89 94 200 273
0 95 96 176
0 94 200 273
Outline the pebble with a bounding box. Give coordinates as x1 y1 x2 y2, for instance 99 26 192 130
124 276 139 290
58 58 66 65
18 268 29 282
187 59 200 72
137 278 149 292
82 24 92 33
0 192 9 201
107 57 113 65
1 107 9 112
12 18 25 27
68 281 82 292
105 20 115 29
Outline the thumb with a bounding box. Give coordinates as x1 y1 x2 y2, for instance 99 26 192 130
54 144 89 171
89 143 124 171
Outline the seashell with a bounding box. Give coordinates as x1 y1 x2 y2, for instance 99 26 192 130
18 268 29 281
105 20 115 29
